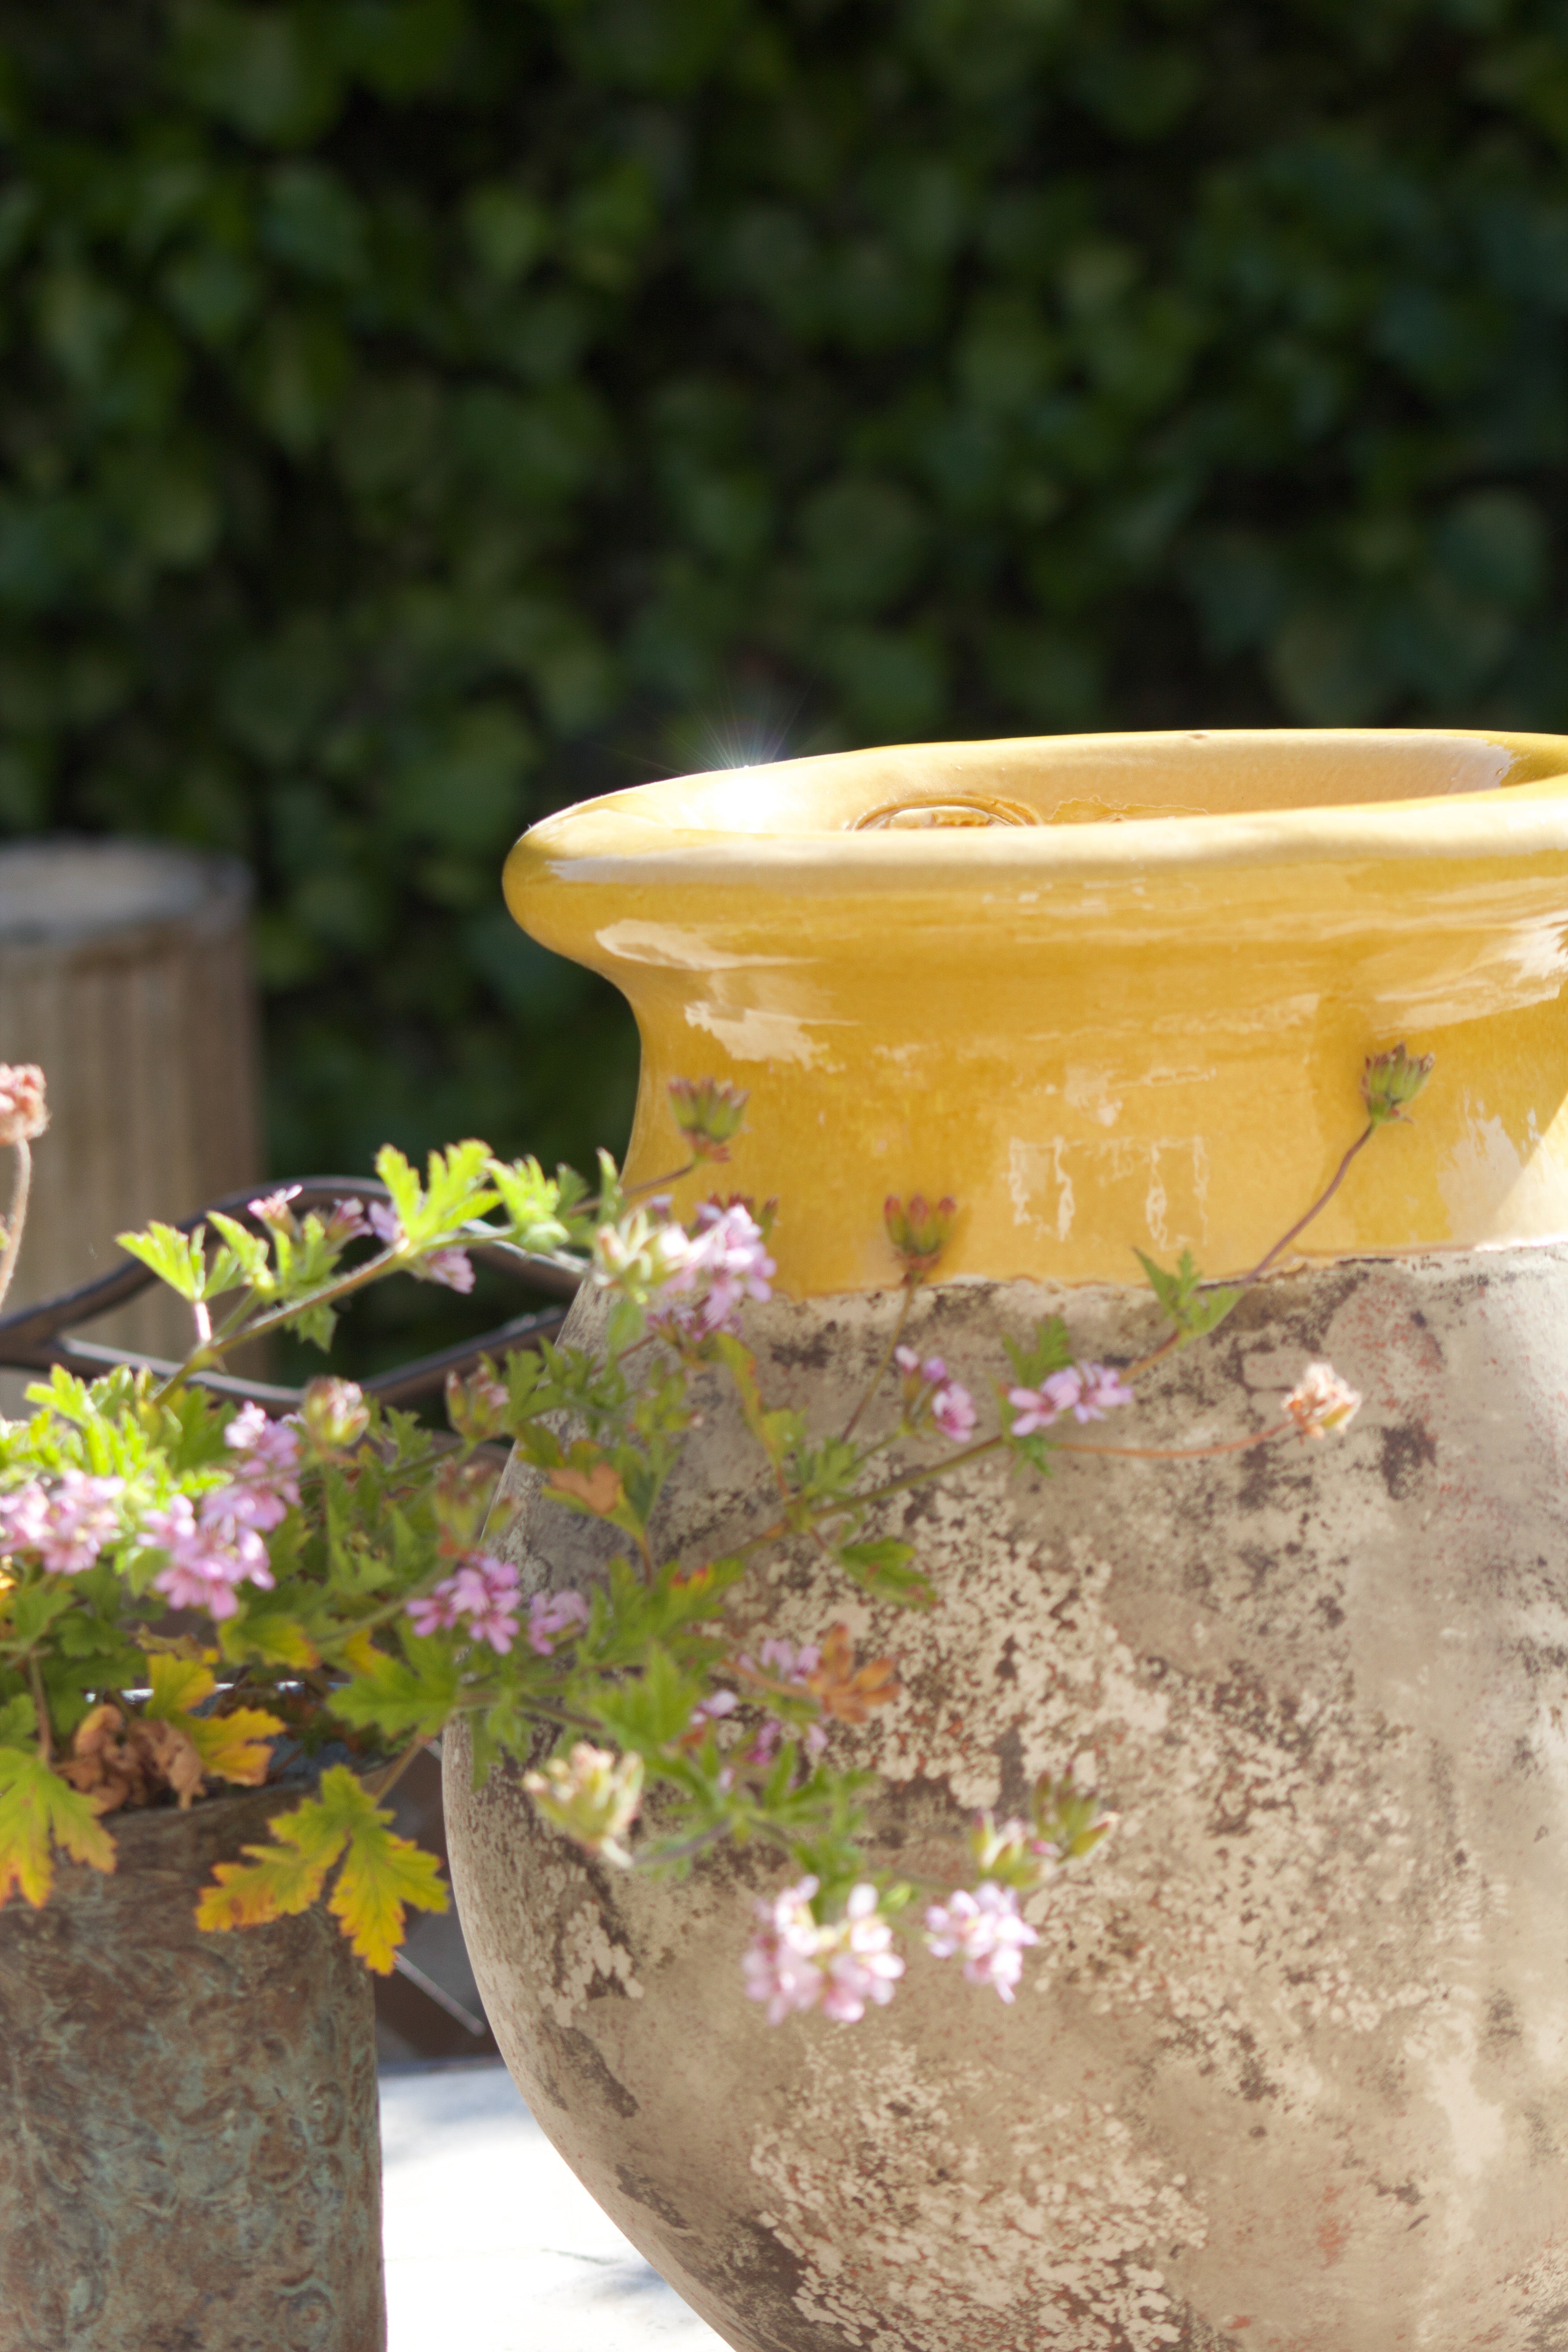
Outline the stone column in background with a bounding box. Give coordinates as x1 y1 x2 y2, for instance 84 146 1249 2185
0 839 261 1370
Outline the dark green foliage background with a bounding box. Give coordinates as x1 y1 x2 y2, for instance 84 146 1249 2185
1 0 1566 1200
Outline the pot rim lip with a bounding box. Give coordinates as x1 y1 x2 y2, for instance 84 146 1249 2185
509 725 1568 897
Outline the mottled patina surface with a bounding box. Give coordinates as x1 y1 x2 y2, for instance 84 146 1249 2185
0 1783 384 2352
448 1247 1568 2351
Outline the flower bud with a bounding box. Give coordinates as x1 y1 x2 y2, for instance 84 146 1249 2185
299 1377 370 1452
668 1076 750 1162
446 1360 511 1443
883 1193 957 1279
1032 1769 1117 1863
1362 1043 1434 1125
248 1186 302 1238
523 1741 644 1866
0 1065 47 1147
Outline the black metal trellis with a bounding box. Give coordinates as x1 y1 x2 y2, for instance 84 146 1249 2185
0 1175 584 1409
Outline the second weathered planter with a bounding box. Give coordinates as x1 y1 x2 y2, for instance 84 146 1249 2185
0 1783 384 2352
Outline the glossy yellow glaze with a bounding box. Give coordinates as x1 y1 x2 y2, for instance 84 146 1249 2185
505 728 1568 1294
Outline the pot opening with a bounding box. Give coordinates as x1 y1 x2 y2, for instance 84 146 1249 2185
659 727 1568 838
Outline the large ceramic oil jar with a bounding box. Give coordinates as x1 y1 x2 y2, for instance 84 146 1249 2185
448 730 1568 2352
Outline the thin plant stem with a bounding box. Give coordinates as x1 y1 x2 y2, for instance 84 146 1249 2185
841 1283 916 1442
620 1161 696 1203
1126 1121 1377 1382
0 1138 32 1318
1235 1122 1374 1287
1049 1419 1293 1463
152 1244 404 1400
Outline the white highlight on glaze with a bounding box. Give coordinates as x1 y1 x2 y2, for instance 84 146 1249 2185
682 1000 831 1068
596 920 798 972
1005 1136 1210 1251
1437 1097 1568 1240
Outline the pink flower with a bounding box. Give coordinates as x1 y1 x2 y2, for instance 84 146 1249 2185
1283 1362 1362 1440
0 1471 126 1575
142 1492 275 1621
1008 1361 1132 1436
894 1348 978 1444
527 1588 591 1656
0 1064 47 1146
820 1883 905 2023
931 1377 977 1441
323 1197 372 1245
407 1552 522 1652
215 1403 301 1534
742 1877 904 2025
248 1186 302 1231
1073 1362 1134 1420
743 1877 829 2024
924 1882 1039 2003
368 1202 475 1293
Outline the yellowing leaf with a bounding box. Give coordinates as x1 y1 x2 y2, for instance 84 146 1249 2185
328 1801 448 1972
142 1651 283 1790
196 1763 447 1970
339 1627 382 1675
0 1749 117 1908
185 1706 285 1788
145 1653 216 1718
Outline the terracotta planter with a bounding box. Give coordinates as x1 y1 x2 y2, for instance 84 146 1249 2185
447 729 1568 2351
0 1781 384 2352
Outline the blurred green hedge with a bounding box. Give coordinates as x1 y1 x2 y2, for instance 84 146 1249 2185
1 0 1566 1198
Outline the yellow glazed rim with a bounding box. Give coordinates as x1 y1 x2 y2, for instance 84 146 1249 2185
505 728 1568 1294
508 726 1568 889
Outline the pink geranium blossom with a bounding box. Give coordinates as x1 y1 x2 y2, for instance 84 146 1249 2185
406 1553 524 1653
527 1588 591 1656
142 1492 275 1620
743 1876 905 2025
924 1882 1039 2003
894 1347 978 1443
1283 1362 1362 1440
1008 1361 1132 1436
223 1403 301 1532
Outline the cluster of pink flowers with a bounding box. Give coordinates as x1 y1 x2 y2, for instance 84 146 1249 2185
657 1200 776 1338
407 1563 591 1658
1007 1361 1133 1436
407 1553 521 1651
141 1404 302 1620
894 1346 977 1442
527 1587 591 1656
923 1882 1039 2003
0 1469 126 1574
743 1877 905 2024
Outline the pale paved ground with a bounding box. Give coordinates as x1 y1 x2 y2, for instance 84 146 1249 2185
380 2060 727 2352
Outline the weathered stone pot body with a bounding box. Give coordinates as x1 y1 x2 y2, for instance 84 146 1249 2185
0 1783 384 2352
448 729 1568 2350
